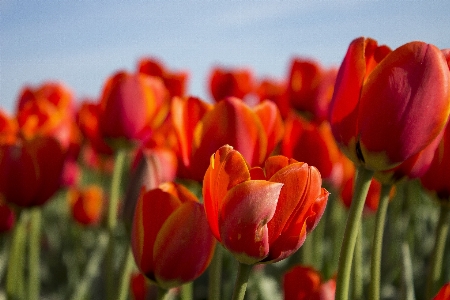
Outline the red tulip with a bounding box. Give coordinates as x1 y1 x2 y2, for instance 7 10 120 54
98 71 170 144
283 265 335 300
203 145 329 264
253 100 285 156
433 282 450 300
256 78 289 119
0 110 18 145
138 57 189 98
77 100 113 155
282 113 345 189
122 146 178 228
131 182 216 289
16 81 75 115
287 58 337 123
209 66 254 102
68 185 104 226
0 136 65 207
421 118 450 202
172 97 280 181
329 37 450 171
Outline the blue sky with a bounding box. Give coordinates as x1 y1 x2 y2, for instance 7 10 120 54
1 1 449 113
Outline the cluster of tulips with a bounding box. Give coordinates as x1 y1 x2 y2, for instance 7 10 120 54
1 36 450 300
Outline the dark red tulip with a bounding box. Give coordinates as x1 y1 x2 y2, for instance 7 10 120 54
329 37 450 171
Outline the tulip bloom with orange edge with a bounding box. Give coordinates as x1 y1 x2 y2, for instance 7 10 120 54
433 282 450 300
131 182 216 289
283 265 335 300
209 67 254 103
203 145 329 265
287 58 337 123
282 113 344 189
172 96 283 181
98 71 170 145
138 57 189 99
329 37 450 172
68 185 104 226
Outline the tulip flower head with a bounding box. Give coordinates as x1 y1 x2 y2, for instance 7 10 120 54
283 265 336 300
329 37 450 172
98 71 170 147
131 182 216 289
68 185 104 226
203 145 329 265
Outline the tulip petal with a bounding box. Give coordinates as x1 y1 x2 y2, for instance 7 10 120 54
131 188 181 281
329 37 391 165
154 201 216 289
253 100 284 156
219 180 283 265
203 145 251 241
266 165 325 262
171 96 212 168
359 41 450 170
192 97 268 174
266 162 310 243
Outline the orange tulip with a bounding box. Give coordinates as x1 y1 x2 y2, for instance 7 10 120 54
209 66 254 103
16 82 82 156
68 185 104 226
77 100 113 155
172 97 282 181
329 37 450 171
0 110 18 144
256 78 289 119
287 58 337 123
282 113 344 189
283 265 335 300
203 145 329 264
433 282 450 300
98 71 170 145
16 81 74 116
138 57 189 98
131 182 215 289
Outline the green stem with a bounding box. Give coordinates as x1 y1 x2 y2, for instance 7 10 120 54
401 242 416 300
208 244 223 300
426 204 450 299
231 263 253 300
28 208 42 300
335 166 373 300
105 149 128 300
117 246 135 300
369 184 391 300
71 231 109 300
180 282 193 300
6 210 28 300
353 224 363 300
301 230 314 265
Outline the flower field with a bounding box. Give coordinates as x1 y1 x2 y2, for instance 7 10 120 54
0 37 449 300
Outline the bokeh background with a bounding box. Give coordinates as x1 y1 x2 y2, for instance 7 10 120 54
2 0 450 113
